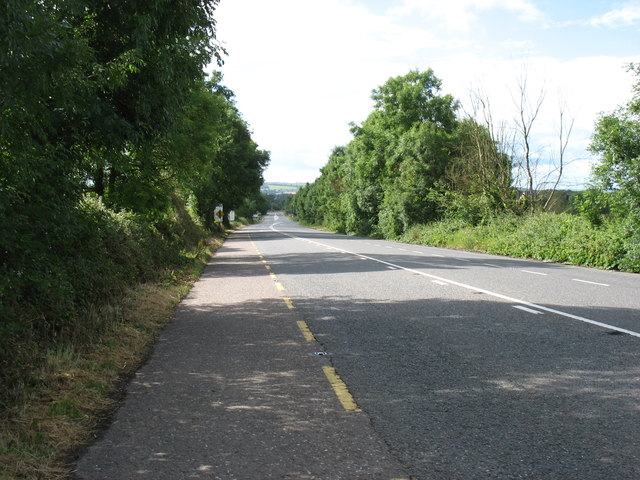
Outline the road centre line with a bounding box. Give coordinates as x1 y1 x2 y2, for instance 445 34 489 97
296 321 315 342
322 366 362 412
253 234 296 311
521 270 548 276
270 223 640 338
572 278 610 287
513 305 543 315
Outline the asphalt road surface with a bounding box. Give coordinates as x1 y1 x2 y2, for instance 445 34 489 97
75 219 407 480
252 213 640 479
76 213 640 479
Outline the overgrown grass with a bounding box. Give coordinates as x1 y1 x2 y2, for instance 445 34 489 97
0 234 224 480
401 213 640 273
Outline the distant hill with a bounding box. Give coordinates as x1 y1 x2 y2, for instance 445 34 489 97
261 182 305 194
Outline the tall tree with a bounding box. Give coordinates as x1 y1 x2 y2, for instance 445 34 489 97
83 0 224 211
374 70 459 236
188 80 269 226
292 69 459 236
444 87 516 221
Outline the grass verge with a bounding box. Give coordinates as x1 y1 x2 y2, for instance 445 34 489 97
0 234 226 480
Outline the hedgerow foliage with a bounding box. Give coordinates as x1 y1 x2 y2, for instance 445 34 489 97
401 213 639 272
1 0 268 397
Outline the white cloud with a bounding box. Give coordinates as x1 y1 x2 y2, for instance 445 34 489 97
426 53 638 130
388 0 543 31
588 1 640 28
213 1 640 186
215 0 441 182
429 53 640 187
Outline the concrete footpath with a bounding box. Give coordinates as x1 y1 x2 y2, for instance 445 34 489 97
74 227 408 480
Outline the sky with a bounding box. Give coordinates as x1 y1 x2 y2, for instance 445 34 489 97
211 0 640 188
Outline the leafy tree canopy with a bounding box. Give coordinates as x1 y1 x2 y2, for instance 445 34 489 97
0 0 268 368
589 63 640 213
371 69 459 131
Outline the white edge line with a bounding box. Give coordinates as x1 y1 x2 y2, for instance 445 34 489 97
269 224 640 339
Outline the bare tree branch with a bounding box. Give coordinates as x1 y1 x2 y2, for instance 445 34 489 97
511 70 545 211
544 94 575 210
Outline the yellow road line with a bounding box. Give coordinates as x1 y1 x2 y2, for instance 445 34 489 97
259 254 291 303
249 237 261 254
296 321 315 342
322 366 362 412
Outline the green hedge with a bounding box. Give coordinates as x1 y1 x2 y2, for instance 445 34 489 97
401 213 640 273
0 194 209 397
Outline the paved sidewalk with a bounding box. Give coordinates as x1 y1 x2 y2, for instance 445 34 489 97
74 228 407 479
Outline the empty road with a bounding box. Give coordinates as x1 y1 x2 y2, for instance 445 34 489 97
76 213 640 479
255 213 640 479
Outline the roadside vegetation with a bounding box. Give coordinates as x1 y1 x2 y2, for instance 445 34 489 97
288 67 640 273
1 1 268 477
0 227 227 480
